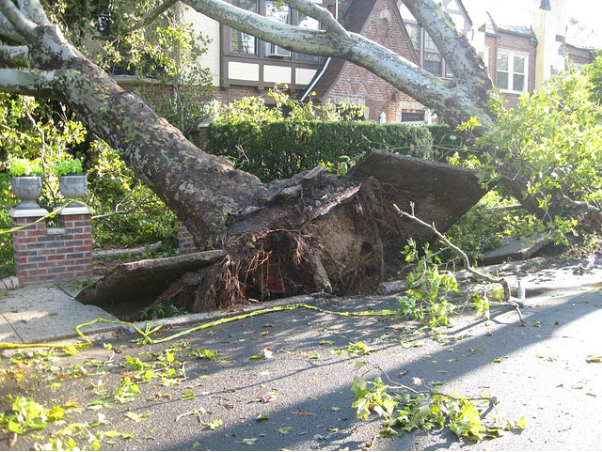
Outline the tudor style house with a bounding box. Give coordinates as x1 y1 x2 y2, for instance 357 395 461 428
181 0 596 124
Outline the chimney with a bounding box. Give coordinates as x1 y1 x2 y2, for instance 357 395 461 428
532 0 567 90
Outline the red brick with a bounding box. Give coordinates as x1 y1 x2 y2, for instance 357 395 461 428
48 254 67 261
14 237 39 244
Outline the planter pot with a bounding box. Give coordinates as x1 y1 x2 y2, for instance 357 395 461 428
59 173 87 206
11 176 43 209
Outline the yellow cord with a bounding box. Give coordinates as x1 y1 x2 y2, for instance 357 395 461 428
0 303 398 350
0 200 91 235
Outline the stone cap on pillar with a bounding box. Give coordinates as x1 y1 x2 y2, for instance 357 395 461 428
58 206 91 216
8 207 49 219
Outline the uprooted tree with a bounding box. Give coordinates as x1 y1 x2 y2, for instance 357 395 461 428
0 0 598 312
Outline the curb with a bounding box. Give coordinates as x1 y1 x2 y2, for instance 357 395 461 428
57 294 335 346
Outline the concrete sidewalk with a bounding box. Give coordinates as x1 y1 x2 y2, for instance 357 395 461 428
0 284 117 345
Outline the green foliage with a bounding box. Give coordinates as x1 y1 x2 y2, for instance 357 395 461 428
476 56 602 243
55 158 83 177
443 191 535 263
114 377 141 404
207 120 435 182
210 86 365 125
398 239 460 328
352 376 525 441
346 342 371 357
87 143 178 249
0 396 64 436
138 299 189 321
7 158 44 177
203 86 452 181
189 348 223 361
44 0 214 137
131 22 213 137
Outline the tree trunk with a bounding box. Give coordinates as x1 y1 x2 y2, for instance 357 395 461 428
57 56 267 247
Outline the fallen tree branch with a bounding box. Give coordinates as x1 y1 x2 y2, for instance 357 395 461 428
561 192 602 221
393 202 526 326
91 198 158 221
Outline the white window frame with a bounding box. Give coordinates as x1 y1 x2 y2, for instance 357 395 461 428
496 50 529 94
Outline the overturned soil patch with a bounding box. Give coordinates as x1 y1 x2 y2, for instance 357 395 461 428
78 151 487 318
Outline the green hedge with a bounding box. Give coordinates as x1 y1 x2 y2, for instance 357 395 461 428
206 121 438 182
426 124 467 160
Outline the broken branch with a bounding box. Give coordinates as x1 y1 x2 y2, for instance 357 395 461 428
393 202 526 326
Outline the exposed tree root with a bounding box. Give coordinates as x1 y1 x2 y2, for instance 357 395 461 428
82 151 488 315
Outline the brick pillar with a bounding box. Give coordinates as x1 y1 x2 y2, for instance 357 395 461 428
190 124 210 150
177 221 200 255
57 207 94 281
10 207 50 285
9 206 93 286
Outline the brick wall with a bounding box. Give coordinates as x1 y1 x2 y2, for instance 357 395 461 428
189 125 210 150
327 0 419 122
566 44 594 66
177 221 200 255
486 32 537 108
10 209 93 285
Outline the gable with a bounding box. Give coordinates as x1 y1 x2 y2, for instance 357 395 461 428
443 0 472 34
309 0 419 102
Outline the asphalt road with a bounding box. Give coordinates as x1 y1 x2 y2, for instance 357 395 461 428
1 287 601 451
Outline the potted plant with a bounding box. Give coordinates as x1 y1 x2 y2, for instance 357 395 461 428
7 157 44 209
56 158 86 205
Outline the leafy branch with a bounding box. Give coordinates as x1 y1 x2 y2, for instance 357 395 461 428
394 202 526 326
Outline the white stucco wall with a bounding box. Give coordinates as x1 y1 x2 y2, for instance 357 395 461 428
531 0 567 90
179 4 221 86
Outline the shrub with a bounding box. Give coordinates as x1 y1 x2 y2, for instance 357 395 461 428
206 121 435 182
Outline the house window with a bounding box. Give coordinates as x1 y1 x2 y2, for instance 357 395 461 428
230 0 258 55
405 22 451 78
405 23 420 54
296 11 320 61
226 0 323 62
496 51 528 93
424 34 442 76
264 0 291 57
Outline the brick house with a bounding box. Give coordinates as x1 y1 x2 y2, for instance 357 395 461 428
482 18 538 108
181 0 595 124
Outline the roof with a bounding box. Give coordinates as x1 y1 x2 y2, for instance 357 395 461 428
303 0 378 101
302 0 418 101
485 12 537 40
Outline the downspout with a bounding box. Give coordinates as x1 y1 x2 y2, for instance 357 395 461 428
299 0 338 102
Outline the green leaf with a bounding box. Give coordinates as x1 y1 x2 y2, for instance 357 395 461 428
586 355 601 363
182 391 196 401
205 419 223 430
102 430 122 438
515 417 529 430
256 413 269 421
8 420 24 435
242 438 257 445
64 346 79 356
278 426 292 434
